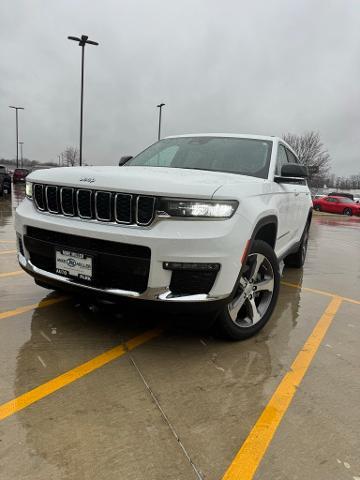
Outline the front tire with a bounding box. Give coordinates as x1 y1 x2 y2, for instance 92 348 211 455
314 205 321 211
216 240 280 340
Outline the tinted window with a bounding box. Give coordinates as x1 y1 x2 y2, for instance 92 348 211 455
275 145 288 175
127 137 273 179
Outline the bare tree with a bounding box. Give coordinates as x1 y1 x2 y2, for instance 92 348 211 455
282 131 331 186
62 147 79 166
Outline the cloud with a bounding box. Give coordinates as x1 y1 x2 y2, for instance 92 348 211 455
1 0 359 175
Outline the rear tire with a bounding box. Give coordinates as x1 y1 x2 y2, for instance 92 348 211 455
314 205 321 211
215 240 280 340
284 222 310 268
343 208 352 216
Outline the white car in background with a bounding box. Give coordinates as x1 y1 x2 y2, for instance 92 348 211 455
16 134 312 340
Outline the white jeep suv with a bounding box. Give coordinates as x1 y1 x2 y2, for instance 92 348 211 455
16 134 312 340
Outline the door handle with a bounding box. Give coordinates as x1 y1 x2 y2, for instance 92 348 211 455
295 192 300 197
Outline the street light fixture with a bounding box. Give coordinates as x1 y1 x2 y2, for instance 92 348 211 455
157 103 165 141
9 106 24 168
68 35 99 166
19 141 24 167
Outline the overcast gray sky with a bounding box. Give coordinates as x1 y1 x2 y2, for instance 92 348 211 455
1 0 360 175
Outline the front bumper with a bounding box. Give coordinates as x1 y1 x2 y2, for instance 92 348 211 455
16 198 251 303
18 252 225 303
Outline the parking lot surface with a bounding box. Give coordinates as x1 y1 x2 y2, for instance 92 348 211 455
1 186 359 480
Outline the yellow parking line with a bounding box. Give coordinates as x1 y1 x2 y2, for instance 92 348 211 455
222 296 343 480
0 328 161 422
0 270 24 279
0 296 67 321
281 281 360 306
0 249 16 255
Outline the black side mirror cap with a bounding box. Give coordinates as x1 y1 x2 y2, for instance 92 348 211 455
280 163 308 178
274 163 308 184
119 156 133 166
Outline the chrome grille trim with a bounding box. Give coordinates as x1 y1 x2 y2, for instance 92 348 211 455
136 196 156 226
45 186 59 214
95 191 112 222
115 193 133 224
34 184 45 211
76 189 93 219
33 184 156 227
60 187 75 216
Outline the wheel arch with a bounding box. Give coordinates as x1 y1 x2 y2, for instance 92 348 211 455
227 215 279 303
252 215 278 250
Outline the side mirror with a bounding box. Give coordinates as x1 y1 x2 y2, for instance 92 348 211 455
281 163 308 178
119 156 133 166
275 163 308 183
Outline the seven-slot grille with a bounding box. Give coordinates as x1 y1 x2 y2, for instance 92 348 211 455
33 184 156 226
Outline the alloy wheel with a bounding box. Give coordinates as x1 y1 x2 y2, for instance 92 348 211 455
228 252 274 328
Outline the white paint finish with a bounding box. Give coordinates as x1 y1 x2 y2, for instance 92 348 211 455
16 135 312 301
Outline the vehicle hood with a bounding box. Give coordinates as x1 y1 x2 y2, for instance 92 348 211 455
28 166 263 199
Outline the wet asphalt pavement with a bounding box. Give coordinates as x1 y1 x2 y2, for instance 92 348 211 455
0 185 359 480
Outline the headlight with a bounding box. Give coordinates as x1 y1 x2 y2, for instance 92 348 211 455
158 198 238 218
25 181 33 199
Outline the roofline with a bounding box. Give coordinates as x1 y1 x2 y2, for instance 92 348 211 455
164 133 277 141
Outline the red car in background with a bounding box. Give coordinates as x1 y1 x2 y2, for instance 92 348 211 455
313 195 360 216
13 168 30 184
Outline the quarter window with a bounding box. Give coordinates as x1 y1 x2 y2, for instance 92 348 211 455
276 145 288 176
286 149 299 164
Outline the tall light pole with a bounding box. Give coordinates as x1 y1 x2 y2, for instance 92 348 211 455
19 141 24 167
157 103 165 141
68 35 99 166
9 106 24 168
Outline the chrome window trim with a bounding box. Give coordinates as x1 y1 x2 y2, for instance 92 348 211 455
34 184 46 211
45 185 59 213
60 187 75 217
114 193 133 224
136 195 156 226
76 189 93 219
95 191 112 222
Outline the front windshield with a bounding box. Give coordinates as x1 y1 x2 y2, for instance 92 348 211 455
127 137 273 179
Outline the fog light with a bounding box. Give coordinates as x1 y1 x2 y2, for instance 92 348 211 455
163 262 220 271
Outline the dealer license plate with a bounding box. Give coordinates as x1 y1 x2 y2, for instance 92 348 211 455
55 250 93 281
